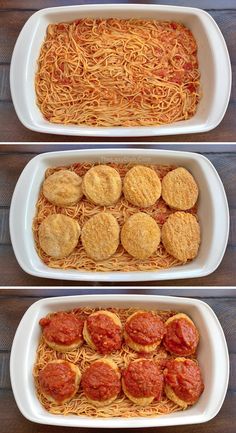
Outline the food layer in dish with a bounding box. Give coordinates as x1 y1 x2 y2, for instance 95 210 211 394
35 18 200 127
34 306 204 418
33 162 200 272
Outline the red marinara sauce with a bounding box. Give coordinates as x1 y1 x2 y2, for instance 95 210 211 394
125 312 166 346
123 359 164 400
38 362 76 403
39 312 84 346
164 359 204 404
82 361 121 401
163 318 199 356
87 313 122 354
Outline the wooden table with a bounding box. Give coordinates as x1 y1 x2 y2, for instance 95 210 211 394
0 287 235 433
0 143 235 287
0 0 235 142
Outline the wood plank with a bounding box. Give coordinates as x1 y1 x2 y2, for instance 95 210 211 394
0 209 10 244
0 353 10 390
2 0 236 11
1 100 236 142
2 288 236 298
0 246 64 287
0 11 32 63
230 353 236 391
1 144 236 154
0 296 235 351
0 390 235 433
0 154 32 207
0 65 10 102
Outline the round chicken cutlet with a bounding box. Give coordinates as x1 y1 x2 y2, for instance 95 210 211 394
82 165 122 206
161 212 200 262
81 212 120 261
38 360 81 404
123 165 161 208
38 214 80 259
121 212 161 259
162 167 199 210
43 170 83 207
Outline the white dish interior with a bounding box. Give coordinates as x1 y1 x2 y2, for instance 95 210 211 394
10 293 229 428
10 4 231 137
9 148 229 282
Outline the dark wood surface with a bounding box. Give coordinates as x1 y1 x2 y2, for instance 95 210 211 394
0 0 235 142
0 287 235 433
0 143 235 287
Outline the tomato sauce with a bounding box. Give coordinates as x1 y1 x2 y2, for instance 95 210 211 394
39 312 84 346
39 362 76 403
125 312 165 346
123 360 163 400
82 361 121 401
87 313 122 354
164 359 204 404
164 318 199 356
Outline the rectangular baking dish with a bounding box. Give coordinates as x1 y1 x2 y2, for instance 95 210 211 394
9 148 229 282
10 293 229 428
10 4 231 137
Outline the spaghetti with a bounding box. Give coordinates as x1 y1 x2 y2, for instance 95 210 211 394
34 307 183 418
35 18 200 127
32 162 198 272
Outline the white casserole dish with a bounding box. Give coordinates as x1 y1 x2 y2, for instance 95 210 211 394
9 148 229 282
10 293 229 428
10 4 231 137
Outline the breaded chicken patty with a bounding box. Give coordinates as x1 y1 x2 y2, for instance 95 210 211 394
122 359 164 406
124 311 165 353
43 170 83 207
123 165 161 208
82 165 122 206
83 310 122 354
121 212 161 259
81 358 121 407
38 360 81 404
162 167 198 210
81 212 120 261
161 212 200 261
164 358 204 408
38 214 80 259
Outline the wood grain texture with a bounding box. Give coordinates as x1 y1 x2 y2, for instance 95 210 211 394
0 5 235 141
0 291 235 433
2 0 236 10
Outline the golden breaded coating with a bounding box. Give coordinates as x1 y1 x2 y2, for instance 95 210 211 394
43 170 83 207
38 214 80 259
81 213 120 261
83 310 122 352
124 311 164 353
82 358 120 407
39 360 81 404
121 212 160 259
162 167 199 210
123 165 161 207
161 212 200 262
82 165 122 206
